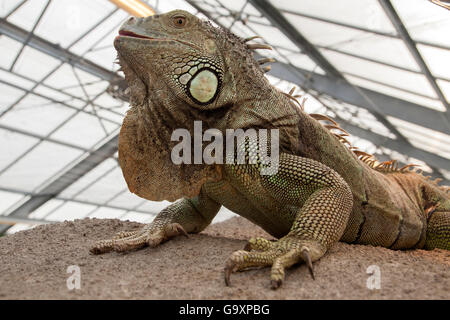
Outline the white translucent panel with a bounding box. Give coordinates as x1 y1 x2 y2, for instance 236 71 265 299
276 48 324 73
0 141 83 192
0 128 38 172
244 2 267 17
0 0 21 17
283 12 367 47
392 0 450 48
74 167 127 204
387 116 450 159
273 0 396 34
88 207 125 219
50 112 118 149
0 94 76 136
214 0 247 12
282 10 418 71
228 20 257 40
322 98 395 139
94 92 123 108
45 201 97 222
437 80 450 102
5 223 35 234
29 199 65 220
83 46 117 71
245 22 298 52
6 0 48 31
0 36 23 69
149 0 197 12
34 0 115 48
120 211 153 223
345 74 445 112
96 108 126 125
0 82 24 113
137 200 172 214
61 79 109 100
70 71 106 95
13 46 60 81
0 190 24 215
0 69 35 90
265 74 326 113
107 190 144 209
321 49 437 98
212 206 237 224
70 10 128 56
334 36 419 72
440 169 450 180
417 44 450 80
60 158 117 198
33 85 76 103
43 65 103 100
43 64 85 90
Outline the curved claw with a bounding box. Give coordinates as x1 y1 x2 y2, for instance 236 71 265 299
270 279 282 290
301 248 315 280
224 261 235 286
175 224 189 238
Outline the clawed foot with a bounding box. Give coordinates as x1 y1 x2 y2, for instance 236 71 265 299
224 237 325 289
90 222 188 254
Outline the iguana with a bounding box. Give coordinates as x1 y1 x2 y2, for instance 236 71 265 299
90 10 450 289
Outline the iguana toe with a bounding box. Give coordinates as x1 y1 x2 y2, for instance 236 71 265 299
224 238 324 289
90 223 189 254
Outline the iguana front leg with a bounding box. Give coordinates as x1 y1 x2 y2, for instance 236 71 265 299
224 154 353 289
90 187 221 254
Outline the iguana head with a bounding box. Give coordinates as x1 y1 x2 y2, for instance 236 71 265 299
115 9 265 110
114 10 295 202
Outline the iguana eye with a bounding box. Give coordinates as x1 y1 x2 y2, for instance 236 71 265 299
172 16 186 28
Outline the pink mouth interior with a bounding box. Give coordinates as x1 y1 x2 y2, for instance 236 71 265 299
118 30 153 39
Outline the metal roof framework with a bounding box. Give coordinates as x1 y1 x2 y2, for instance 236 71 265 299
0 0 448 234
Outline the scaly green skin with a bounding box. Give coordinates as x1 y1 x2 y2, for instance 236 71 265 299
90 10 450 289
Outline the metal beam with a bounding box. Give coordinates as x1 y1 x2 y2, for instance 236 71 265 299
0 135 119 234
245 0 448 165
0 18 121 83
266 58 450 135
0 216 52 226
248 0 344 79
379 0 450 119
278 8 450 52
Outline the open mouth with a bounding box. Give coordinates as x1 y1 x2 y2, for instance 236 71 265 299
118 30 154 39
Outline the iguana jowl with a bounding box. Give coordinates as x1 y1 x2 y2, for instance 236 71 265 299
91 10 450 289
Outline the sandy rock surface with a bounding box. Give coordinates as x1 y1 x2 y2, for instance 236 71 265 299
0 217 448 299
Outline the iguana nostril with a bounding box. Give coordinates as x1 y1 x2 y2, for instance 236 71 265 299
127 17 136 24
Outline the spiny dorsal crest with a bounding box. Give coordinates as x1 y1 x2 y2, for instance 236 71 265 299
244 35 274 73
